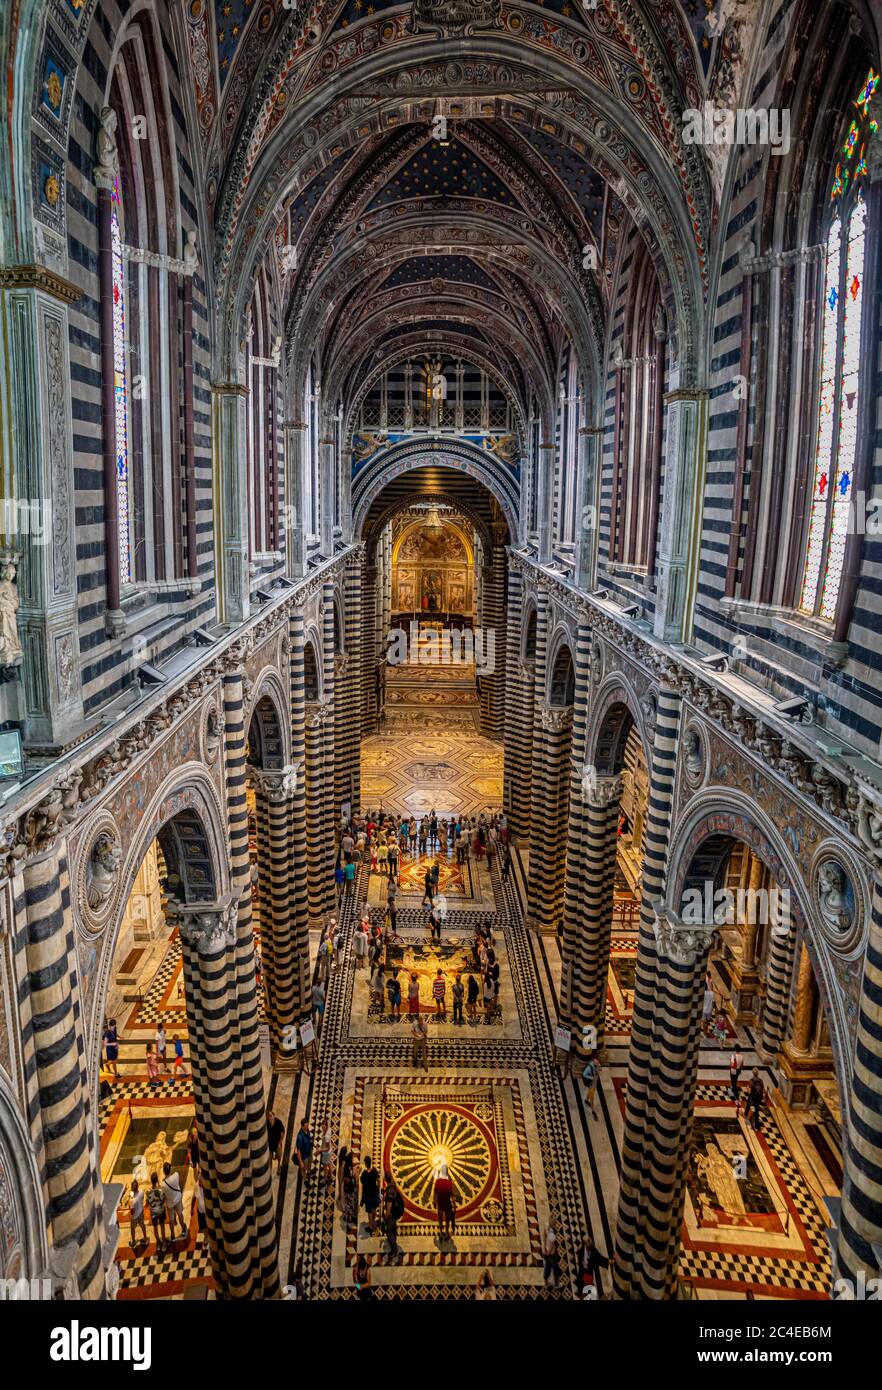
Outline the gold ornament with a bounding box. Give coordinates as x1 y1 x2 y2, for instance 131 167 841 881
44 174 60 207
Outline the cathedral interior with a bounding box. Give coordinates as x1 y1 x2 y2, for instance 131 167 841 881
1 0 882 1317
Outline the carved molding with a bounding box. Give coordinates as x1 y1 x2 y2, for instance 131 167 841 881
166 895 238 956
653 906 716 967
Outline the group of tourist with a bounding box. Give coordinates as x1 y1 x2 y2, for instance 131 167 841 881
336 806 512 886
128 1122 204 1257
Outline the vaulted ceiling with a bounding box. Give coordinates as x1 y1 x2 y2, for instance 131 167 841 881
183 0 746 410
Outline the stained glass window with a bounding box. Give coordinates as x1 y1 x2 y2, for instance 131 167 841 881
111 175 131 586
799 69 878 621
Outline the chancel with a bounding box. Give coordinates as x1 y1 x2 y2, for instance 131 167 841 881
0 0 881 1316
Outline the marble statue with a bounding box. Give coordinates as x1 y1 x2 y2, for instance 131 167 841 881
0 562 22 667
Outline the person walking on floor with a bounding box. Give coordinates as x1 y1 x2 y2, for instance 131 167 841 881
129 1180 147 1248
383 1171 404 1263
467 972 480 1023
582 1054 599 1118
432 968 446 1018
576 1234 610 1297
542 1223 561 1287
729 1048 745 1104
147 1172 168 1253
452 973 464 1025
103 1019 119 1076
747 1069 765 1131
267 1109 285 1169
360 1155 381 1234
295 1118 313 1181
411 1011 429 1069
162 1161 187 1240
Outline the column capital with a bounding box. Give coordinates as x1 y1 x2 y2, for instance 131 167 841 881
305 699 334 728
166 893 238 955
0 264 81 304
248 764 300 802
581 769 622 807
652 905 716 966
540 702 573 733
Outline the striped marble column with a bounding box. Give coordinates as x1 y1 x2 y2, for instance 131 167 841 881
503 656 535 839
221 671 279 1296
321 582 338 914
759 924 798 1057
614 678 690 1299
172 900 276 1298
518 593 550 845
836 870 882 1292
16 843 104 1298
478 540 506 739
287 611 311 1017
339 552 363 812
525 702 574 932
304 703 328 924
251 767 300 1057
361 560 378 733
559 621 594 973
562 776 622 1056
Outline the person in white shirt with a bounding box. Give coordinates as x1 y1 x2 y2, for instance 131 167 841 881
162 1162 187 1238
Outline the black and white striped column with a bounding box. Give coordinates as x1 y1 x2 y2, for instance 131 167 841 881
614 679 694 1299
760 925 798 1058
15 843 104 1298
321 583 338 914
251 767 300 1057
361 559 379 734
171 899 277 1298
478 537 506 739
562 776 622 1055
559 621 594 972
220 671 280 1296
287 611 311 1017
525 702 574 933
836 869 882 1293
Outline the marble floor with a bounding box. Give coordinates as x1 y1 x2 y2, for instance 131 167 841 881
100 685 840 1299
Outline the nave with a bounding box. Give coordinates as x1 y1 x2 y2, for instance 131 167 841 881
96 683 837 1301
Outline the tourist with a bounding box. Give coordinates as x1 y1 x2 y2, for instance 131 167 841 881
103 1018 119 1076
295 1118 313 1180
353 1252 373 1300
388 836 399 879
407 972 421 1017
466 972 480 1023
342 829 354 862
702 982 716 1035
582 1054 599 1118
371 963 386 1015
576 1234 610 1297
344 858 356 895
483 973 495 1022
432 968 446 1017
354 920 368 970
267 1109 285 1168
172 1033 189 1078
319 1119 333 1188
187 1124 200 1173
411 1011 429 1069
431 858 440 890
129 1179 147 1247
747 1069 765 1131
155 1023 169 1074
423 867 434 905
192 1172 206 1238
162 1161 187 1240
502 845 512 882
336 1146 349 1205
377 836 389 876
287 1261 305 1301
312 977 325 1031
335 862 345 901
387 968 402 1022
360 1155 381 1234
429 811 438 849
147 1172 168 1253
729 1047 744 1103
433 1162 455 1239
383 1171 404 1262
419 818 428 855
542 1223 561 1287
146 1043 161 1088
430 906 442 943
342 1153 358 1227
408 817 418 855
475 1271 497 1300
452 973 464 1025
